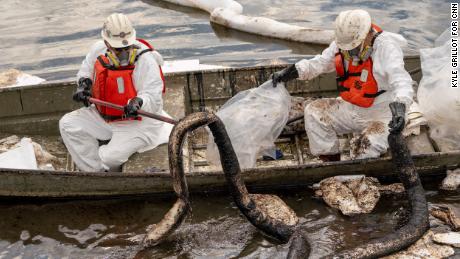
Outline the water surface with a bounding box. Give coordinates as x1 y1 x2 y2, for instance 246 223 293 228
0 183 458 258
0 0 452 81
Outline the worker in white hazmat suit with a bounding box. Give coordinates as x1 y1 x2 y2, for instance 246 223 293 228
272 9 413 161
59 13 173 172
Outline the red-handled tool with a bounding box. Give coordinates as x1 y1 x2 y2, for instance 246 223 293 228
87 97 178 125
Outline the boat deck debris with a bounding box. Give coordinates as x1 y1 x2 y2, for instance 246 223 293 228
382 230 455 259
430 204 460 231
0 69 45 88
441 168 460 191
0 134 64 170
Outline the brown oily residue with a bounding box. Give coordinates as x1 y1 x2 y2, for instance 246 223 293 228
308 99 339 125
363 121 386 135
350 135 372 157
251 194 298 226
309 98 339 112
430 205 460 231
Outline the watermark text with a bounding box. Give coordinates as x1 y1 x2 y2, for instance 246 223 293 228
452 3 458 88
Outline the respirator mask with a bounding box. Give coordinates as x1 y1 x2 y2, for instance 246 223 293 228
106 45 138 67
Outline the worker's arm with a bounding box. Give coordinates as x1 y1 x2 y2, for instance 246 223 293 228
272 41 337 87
76 41 106 82
378 41 414 108
295 41 338 81
74 41 106 105
376 38 414 132
132 51 164 114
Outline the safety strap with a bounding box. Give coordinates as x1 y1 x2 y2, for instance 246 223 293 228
135 38 166 94
337 84 387 98
363 90 386 98
371 31 382 46
336 72 361 82
99 113 141 122
134 49 153 63
337 85 348 92
97 56 114 69
137 38 154 49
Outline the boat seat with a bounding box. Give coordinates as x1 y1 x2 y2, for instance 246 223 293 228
122 144 170 173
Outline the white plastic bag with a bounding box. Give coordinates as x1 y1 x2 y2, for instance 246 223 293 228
0 138 37 169
417 29 460 151
206 80 291 169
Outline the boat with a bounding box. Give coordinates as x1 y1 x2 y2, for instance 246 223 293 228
0 55 458 199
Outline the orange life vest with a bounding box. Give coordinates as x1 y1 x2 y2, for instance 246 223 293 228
335 24 385 108
92 39 165 121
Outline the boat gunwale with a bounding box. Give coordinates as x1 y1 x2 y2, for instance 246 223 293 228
0 55 421 93
0 149 458 177
0 64 290 93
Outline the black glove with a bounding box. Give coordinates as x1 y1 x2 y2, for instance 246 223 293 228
389 102 406 134
124 97 143 117
271 64 299 87
73 77 92 107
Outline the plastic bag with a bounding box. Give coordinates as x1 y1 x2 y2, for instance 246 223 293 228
0 138 37 169
417 29 460 151
206 80 291 169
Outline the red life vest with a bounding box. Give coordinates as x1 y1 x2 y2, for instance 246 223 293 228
335 24 385 108
92 39 165 121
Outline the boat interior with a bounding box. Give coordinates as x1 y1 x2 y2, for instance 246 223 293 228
0 58 431 174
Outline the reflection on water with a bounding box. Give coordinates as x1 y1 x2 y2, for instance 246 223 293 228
0 0 451 81
0 182 458 258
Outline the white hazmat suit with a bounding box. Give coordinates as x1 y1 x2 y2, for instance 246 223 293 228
59 40 173 171
295 32 414 159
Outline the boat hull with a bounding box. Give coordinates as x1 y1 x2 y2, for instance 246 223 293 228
1 59 451 199
0 150 457 198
